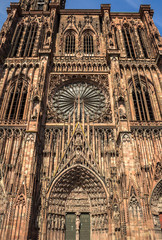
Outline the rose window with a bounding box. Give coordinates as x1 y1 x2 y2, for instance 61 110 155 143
49 82 106 121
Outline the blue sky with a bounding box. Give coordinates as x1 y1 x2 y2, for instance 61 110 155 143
0 0 162 34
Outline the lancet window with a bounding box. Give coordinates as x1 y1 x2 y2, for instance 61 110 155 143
65 33 75 54
10 25 25 57
10 23 38 57
84 34 94 54
137 28 148 58
122 26 135 59
1 79 28 121
131 77 154 121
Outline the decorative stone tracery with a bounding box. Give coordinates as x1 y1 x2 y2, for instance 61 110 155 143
48 74 112 123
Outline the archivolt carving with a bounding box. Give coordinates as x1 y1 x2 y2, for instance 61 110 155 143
46 165 109 237
151 180 162 213
150 180 162 230
65 187 90 213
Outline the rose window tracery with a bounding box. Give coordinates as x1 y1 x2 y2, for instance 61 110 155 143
49 82 106 121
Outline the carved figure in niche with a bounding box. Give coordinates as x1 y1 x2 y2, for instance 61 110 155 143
109 39 114 48
55 216 59 229
45 31 51 46
104 214 108 229
37 212 42 229
47 214 51 229
76 215 80 230
58 215 61 229
113 204 120 231
153 215 161 229
75 132 82 146
31 97 40 120
154 162 162 181
51 215 55 229
0 169 3 180
0 214 3 229
106 178 111 189
61 216 65 230
118 98 127 120
92 216 95 230
113 73 120 100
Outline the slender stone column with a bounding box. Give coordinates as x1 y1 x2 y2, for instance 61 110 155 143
76 212 80 240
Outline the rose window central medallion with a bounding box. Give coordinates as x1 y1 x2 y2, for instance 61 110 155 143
49 82 107 121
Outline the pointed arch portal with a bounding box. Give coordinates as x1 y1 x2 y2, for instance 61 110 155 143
46 164 109 240
150 180 162 233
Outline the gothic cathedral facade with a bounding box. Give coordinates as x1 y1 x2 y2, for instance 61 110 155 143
0 0 161 239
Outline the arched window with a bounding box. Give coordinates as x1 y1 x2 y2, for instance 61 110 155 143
131 77 154 121
122 26 135 59
137 28 148 58
21 24 38 57
65 33 75 54
10 25 24 57
10 23 38 57
1 79 28 121
84 34 94 54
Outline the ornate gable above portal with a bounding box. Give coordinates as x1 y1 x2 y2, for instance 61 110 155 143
54 122 102 177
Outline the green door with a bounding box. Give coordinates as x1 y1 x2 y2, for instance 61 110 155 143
80 213 90 240
66 213 76 240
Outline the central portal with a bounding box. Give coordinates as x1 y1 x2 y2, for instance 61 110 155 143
65 213 90 240
65 187 90 240
47 166 109 240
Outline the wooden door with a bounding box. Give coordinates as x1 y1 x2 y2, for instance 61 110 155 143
66 213 76 240
80 213 90 240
